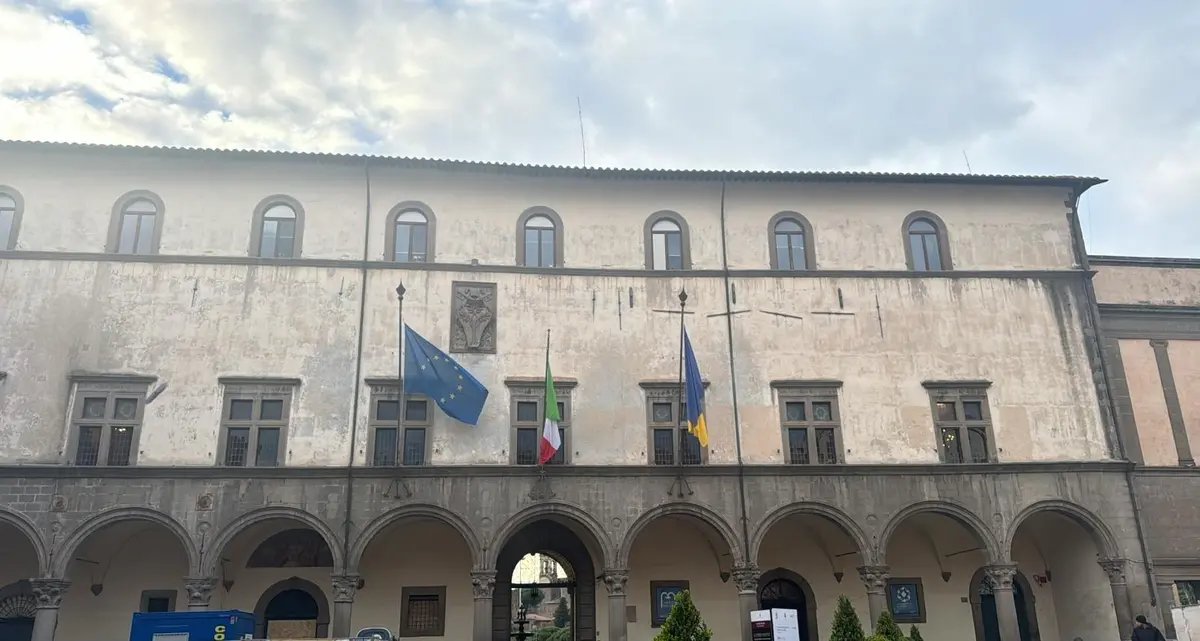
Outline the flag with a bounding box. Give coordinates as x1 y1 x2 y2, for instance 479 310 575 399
682 328 709 448
538 349 561 465
403 325 489 425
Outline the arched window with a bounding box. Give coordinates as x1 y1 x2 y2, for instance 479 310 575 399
645 211 691 270
769 213 815 270
904 212 951 271
393 211 428 262
250 196 305 258
0 187 23 250
516 207 564 267
107 191 164 255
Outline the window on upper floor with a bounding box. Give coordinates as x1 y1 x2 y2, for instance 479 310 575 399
772 380 843 464
769 212 815 271
216 378 297 467
506 378 573 465
0 187 23 250
646 212 690 270
68 375 153 466
641 381 705 465
923 380 993 464
108 191 164 255
387 203 434 263
365 380 432 466
251 196 305 258
516 207 564 268
904 211 951 272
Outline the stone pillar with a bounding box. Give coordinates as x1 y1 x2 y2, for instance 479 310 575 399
30 579 69 641
1099 558 1134 636
471 571 495 641
183 577 218 611
1156 580 1179 640
984 565 1021 641
602 569 629 641
731 564 760 641
857 565 889 631
331 574 359 638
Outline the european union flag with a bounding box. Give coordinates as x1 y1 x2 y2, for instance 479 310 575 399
682 328 710 448
403 325 489 425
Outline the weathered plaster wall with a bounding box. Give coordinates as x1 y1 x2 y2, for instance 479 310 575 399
1169 341 1200 455
1119 339 1177 466
1093 264 1200 307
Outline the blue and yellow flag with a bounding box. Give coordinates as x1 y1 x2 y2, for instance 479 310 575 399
403 325 489 425
682 328 709 447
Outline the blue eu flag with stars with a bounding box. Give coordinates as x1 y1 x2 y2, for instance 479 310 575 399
403 325 490 425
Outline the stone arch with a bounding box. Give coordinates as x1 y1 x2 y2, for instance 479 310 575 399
750 501 873 565
485 501 614 571
968 566 1041 641
1004 499 1120 561
51 506 199 577
758 568 819 641
349 503 483 572
201 506 343 576
617 501 744 568
0 508 49 577
252 576 330 639
877 500 1001 564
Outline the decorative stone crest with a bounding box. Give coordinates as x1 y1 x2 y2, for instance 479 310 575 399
184 577 217 608
196 494 214 511
331 575 359 603
857 565 890 593
49 495 67 512
30 579 70 609
1098 557 1127 583
471 571 496 600
450 281 497 354
528 469 556 501
602 570 629 597
983 565 1017 590
731 564 761 593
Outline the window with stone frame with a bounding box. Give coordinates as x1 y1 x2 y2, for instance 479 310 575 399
923 381 994 464
1178 580 1200 607
505 378 574 465
216 378 298 467
68 375 154 466
772 380 843 464
365 380 433 466
399 586 446 637
641 381 707 466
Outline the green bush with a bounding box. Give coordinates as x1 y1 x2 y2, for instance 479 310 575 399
908 625 925 641
533 627 570 641
874 611 905 641
553 596 570 628
828 595 867 641
652 589 712 641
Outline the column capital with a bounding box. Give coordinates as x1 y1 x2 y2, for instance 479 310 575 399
30 579 70 609
331 575 360 604
983 564 1018 591
731 563 761 594
471 571 496 600
602 569 629 597
1098 557 1128 584
857 565 890 594
183 577 218 608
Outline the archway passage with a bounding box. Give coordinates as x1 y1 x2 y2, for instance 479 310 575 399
0 581 35 641
493 520 597 641
254 578 329 639
757 570 817 641
511 553 574 638
971 568 1036 641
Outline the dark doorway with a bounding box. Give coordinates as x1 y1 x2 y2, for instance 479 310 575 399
971 569 1038 641
253 577 330 639
757 569 818 641
493 519 597 641
0 582 35 641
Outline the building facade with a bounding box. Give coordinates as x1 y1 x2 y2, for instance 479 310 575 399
0 140 1173 641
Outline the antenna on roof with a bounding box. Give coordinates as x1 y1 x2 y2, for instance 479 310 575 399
962 149 973 174
577 96 588 168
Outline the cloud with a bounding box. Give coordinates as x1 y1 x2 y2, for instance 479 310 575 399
0 0 1197 257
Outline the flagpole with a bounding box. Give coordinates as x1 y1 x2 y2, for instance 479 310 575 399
540 328 550 470
396 283 405 466
677 287 688 461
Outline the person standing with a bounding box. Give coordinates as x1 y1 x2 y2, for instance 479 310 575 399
1130 614 1167 641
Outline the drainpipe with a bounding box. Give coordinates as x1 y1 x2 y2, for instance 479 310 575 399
1064 183 1157 609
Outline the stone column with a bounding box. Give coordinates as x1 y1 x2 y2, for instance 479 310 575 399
857 565 890 631
183 577 218 611
602 569 629 641
471 571 495 641
331 574 359 638
30 579 69 641
984 565 1021 641
1099 558 1134 636
731 564 760 641
1156 580 1179 640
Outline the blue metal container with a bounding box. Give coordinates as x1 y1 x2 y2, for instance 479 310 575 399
129 610 256 641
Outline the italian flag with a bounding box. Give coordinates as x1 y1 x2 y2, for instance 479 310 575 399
538 351 562 465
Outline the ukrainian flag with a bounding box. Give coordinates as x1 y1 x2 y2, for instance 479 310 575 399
681 329 709 448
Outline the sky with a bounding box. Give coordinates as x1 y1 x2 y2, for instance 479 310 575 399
1 0 1197 258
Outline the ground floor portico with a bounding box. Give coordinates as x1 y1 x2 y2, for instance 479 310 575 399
0 463 1167 641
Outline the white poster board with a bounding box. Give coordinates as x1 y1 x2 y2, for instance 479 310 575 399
750 609 800 641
